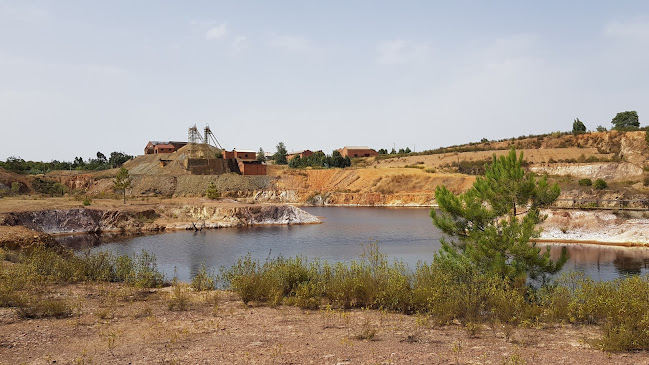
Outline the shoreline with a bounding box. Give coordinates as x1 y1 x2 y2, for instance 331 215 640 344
2 199 649 248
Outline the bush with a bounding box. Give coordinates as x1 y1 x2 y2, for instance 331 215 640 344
205 182 220 199
20 246 165 287
10 182 21 195
191 264 216 291
578 178 592 186
594 179 608 190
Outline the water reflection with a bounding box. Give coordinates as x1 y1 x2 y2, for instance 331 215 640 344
545 244 649 280
56 207 649 282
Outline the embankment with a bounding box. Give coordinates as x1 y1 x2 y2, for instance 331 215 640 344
539 209 649 246
0 204 320 236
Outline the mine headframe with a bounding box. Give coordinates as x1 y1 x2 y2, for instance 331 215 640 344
188 124 224 150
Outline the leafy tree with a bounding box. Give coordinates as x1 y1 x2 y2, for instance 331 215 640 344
109 151 132 168
206 182 220 199
288 155 301 168
96 152 107 164
257 148 266 162
611 111 639 130
390 148 396 154
73 157 85 169
404 147 412 154
274 142 288 165
572 118 586 134
430 148 567 284
331 150 345 168
594 179 607 190
398 148 405 154
596 125 607 132
113 167 132 204
377 148 388 155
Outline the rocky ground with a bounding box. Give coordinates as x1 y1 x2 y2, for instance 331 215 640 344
539 209 649 246
1 283 647 365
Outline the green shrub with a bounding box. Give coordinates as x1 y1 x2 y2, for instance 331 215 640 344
191 264 216 291
82 196 92 206
17 297 72 319
20 246 165 287
10 182 21 195
594 179 608 189
578 178 592 186
205 182 220 199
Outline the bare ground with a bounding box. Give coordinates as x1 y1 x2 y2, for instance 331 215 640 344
0 283 647 365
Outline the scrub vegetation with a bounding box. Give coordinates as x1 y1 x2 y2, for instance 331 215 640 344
1 242 649 352
0 246 165 320
222 243 649 352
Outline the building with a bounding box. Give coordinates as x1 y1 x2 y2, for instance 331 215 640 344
337 146 378 158
223 149 257 160
223 149 266 175
286 150 314 161
144 141 188 155
238 161 266 175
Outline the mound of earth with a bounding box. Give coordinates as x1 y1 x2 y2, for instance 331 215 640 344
0 168 32 194
123 143 222 176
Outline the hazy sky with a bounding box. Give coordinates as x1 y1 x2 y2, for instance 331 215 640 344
2 1 648 161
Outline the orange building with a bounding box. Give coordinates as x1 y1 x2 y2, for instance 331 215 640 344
223 149 265 175
337 146 378 158
144 141 187 154
286 150 314 161
238 161 267 175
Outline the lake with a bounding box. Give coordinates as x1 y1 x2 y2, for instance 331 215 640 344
59 206 649 282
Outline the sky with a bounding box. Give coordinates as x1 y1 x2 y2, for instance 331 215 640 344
1 1 649 161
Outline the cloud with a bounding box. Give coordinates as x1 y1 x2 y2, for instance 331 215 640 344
266 34 319 54
205 23 228 40
232 35 248 53
604 16 649 39
376 40 432 65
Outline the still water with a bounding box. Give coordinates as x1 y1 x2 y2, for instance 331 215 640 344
59 207 649 282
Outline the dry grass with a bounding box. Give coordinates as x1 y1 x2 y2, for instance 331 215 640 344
0 283 646 364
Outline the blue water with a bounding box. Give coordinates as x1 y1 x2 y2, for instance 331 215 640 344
59 206 649 282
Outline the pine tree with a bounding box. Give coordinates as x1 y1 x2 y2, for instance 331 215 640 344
430 148 567 283
113 167 132 204
206 182 220 199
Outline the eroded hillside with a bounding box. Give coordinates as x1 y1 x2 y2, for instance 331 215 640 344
3 130 647 206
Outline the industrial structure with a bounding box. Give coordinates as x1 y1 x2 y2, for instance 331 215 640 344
143 124 266 176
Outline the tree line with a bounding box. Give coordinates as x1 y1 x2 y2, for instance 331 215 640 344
572 110 643 133
0 151 133 174
263 142 351 169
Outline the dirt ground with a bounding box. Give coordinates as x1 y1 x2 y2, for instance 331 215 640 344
1 283 647 365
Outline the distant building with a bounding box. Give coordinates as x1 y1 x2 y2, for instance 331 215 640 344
223 149 257 160
223 149 266 175
338 146 378 158
144 141 188 155
286 150 314 161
